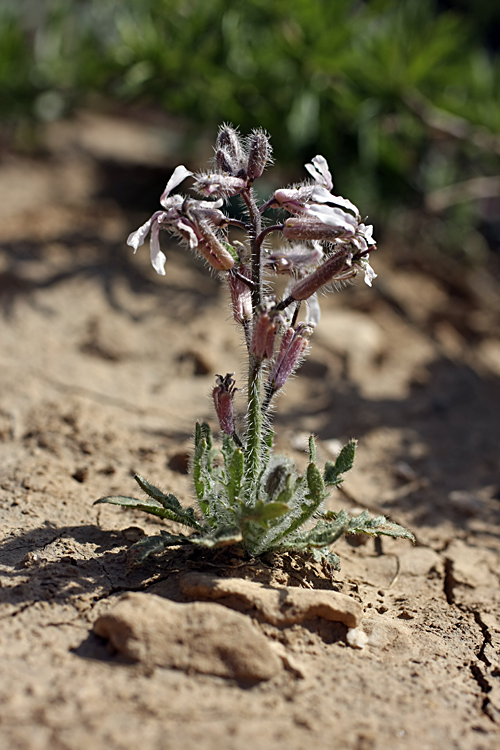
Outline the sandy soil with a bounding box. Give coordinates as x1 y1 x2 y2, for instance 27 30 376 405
1 116 500 749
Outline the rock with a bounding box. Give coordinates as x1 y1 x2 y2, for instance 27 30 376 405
179 573 363 629
346 628 369 649
94 592 281 682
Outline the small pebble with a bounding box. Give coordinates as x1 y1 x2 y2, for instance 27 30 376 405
346 628 369 649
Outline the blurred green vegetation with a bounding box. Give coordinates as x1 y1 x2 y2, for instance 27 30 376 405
1 0 500 258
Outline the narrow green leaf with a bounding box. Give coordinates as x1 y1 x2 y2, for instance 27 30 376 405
306 461 326 502
335 439 357 474
347 511 415 541
193 435 207 503
200 421 213 455
324 440 356 486
94 495 184 523
308 434 317 463
134 474 182 510
227 448 244 505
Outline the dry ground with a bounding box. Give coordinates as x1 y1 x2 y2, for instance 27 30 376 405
1 115 500 749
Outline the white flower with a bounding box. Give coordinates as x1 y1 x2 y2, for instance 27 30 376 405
126 165 228 275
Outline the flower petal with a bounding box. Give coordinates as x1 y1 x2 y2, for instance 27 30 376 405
160 165 193 207
149 221 167 275
127 216 154 252
360 258 377 287
176 218 199 249
307 204 357 234
311 186 360 217
304 155 333 191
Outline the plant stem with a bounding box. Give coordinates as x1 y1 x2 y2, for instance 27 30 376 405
244 355 263 501
241 188 265 501
241 188 262 309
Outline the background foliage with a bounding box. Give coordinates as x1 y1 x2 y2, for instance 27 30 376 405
1 0 500 257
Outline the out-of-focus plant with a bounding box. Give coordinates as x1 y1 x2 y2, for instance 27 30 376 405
2 0 500 256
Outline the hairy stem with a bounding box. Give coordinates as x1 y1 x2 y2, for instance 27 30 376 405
241 188 263 309
244 355 263 502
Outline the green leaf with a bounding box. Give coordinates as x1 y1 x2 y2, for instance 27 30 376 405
134 476 203 530
306 461 326 503
308 434 317 463
189 526 243 548
134 474 182 511
128 530 189 566
334 439 357 474
200 421 213 455
324 439 357 486
311 547 341 570
347 511 415 541
275 473 296 505
243 500 289 528
94 494 184 523
226 448 244 506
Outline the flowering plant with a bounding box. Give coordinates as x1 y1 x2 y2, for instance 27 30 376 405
96 126 413 568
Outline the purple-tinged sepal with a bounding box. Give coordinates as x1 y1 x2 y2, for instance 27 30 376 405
213 373 237 435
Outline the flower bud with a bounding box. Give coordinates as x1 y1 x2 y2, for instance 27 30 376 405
247 130 271 181
251 310 278 360
273 186 313 213
212 374 237 435
215 148 236 175
195 222 235 271
266 243 323 275
194 173 247 199
290 250 352 301
216 125 246 177
283 217 352 243
269 327 310 391
228 265 252 324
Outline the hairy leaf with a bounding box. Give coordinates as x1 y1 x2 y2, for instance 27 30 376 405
226 448 244 506
189 526 243 548
243 499 289 528
128 531 189 566
347 510 415 541
324 439 357 486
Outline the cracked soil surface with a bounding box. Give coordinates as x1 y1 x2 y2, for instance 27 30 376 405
1 120 500 749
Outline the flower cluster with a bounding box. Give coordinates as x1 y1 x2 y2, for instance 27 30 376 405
127 125 377 431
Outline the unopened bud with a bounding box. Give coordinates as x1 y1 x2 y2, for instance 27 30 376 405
283 217 351 242
213 373 237 435
269 327 310 391
216 125 246 177
215 148 236 175
290 250 352 301
247 130 271 181
194 173 247 198
273 186 313 212
228 266 252 324
266 244 323 275
251 310 278 360
196 222 235 271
